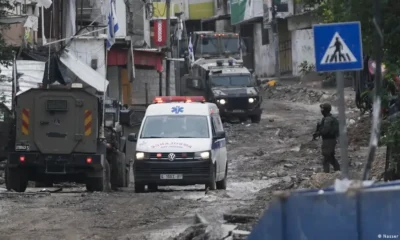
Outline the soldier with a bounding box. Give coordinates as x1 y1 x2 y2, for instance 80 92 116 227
104 124 120 190
313 103 341 173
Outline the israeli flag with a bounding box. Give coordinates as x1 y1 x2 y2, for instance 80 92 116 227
106 0 119 51
188 36 195 63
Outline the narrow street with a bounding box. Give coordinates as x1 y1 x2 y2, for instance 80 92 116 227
0 85 384 240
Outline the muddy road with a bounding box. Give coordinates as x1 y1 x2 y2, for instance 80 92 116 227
0 85 385 240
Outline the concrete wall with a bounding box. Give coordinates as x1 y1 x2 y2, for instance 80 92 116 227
132 61 176 105
126 0 149 47
291 29 314 76
253 23 275 77
69 39 106 77
115 0 127 38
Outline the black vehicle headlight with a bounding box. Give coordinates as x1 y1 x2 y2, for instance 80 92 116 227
248 98 255 103
217 99 226 105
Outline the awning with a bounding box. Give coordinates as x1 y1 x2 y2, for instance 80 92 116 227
0 15 27 24
0 60 46 109
201 14 231 23
59 49 109 93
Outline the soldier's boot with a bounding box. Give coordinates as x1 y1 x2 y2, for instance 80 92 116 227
331 153 341 171
323 160 330 173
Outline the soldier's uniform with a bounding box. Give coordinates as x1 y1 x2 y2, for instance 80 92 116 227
315 103 341 173
104 127 120 189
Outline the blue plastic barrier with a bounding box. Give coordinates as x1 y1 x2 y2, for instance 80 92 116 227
249 181 400 240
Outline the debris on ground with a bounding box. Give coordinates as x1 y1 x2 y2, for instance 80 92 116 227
298 172 342 189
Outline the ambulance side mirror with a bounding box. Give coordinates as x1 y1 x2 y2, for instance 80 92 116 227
128 133 137 142
214 131 226 139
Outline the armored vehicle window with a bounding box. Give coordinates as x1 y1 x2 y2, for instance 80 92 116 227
46 100 68 111
221 37 240 54
140 115 209 139
210 75 252 87
196 37 218 55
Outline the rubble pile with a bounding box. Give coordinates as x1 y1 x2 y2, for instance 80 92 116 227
298 172 341 189
265 85 325 104
347 115 371 147
264 85 357 108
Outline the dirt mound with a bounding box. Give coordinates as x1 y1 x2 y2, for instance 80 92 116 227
348 115 371 147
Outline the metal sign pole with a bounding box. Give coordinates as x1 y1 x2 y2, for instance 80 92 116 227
336 71 349 178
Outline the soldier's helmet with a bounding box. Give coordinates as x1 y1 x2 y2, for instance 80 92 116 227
320 103 332 112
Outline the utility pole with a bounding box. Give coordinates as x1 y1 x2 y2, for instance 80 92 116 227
271 0 280 80
165 0 171 96
363 0 383 180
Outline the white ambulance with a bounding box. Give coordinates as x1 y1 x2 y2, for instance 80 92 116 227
127 96 228 193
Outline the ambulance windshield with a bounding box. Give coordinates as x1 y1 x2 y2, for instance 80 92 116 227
140 115 209 138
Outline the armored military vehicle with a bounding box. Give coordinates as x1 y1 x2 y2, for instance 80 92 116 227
181 58 263 123
0 103 12 162
5 83 134 192
191 31 241 61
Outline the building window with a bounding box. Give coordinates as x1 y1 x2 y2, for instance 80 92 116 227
262 25 270 45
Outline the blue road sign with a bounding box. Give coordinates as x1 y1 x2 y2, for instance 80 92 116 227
313 21 363 72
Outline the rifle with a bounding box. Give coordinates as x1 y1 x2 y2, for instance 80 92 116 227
312 122 321 140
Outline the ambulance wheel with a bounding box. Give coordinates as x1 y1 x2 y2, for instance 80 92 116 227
250 114 261 123
114 152 126 188
134 183 145 193
216 162 228 190
86 160 111 192
206 164 217 190
5 166 28 192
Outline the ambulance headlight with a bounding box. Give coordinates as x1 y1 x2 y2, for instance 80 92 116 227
136 152 145 160
218 99 226 105
195 151 210 159
248 98 255 103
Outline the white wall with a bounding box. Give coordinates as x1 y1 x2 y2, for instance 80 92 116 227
69 39 106 78
253 23 275 77
115 0 127 38
291 29 315 76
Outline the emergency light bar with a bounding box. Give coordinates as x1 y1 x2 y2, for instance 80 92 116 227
153 96 205 103
200 33 239 38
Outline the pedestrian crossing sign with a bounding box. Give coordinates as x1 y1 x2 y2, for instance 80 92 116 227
313 22 363 72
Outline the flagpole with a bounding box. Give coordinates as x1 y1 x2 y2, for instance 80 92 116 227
100 48 108 139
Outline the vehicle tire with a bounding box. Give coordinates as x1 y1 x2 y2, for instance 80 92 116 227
35 181 53 188
148 184 158 192
216 162 228 190
134 183 145 193
206 164 217 190
5 166 28 192
86 160 111 192
239 117 247 123
250 114 261 123
114 152 126 188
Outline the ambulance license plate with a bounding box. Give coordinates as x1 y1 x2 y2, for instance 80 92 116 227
160 174 183 180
